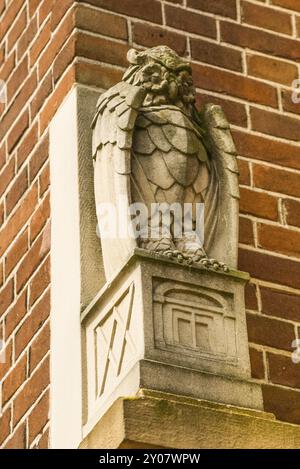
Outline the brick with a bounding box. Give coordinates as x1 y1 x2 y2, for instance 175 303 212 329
40 66 75 134
29 322 50 374
28 390 49 444
0 407 11 446
0 143 5 171
258 223 300 258
187 0 236 19
242 1 292 35
281 89 300 116
247 312 294 351
36 427 49 448
240 187 278 221
76 32 129 67
232 130 300 171
39 163 50 196
6 168 28 216
0 340 13 381
53 35 76 84
165 5 216 38
192 63 277 108
29 134 49 182
297 17 300 38
7 7 27 52
196 93 247 128
251 107 300 142
245 282 258 311
284 199 300 228
39 0 54 26
51 0 73 31
191 38 242 72
18 16 38 61
15 290 50 358
38 10 75 80
220 21 300 61
0 70 37 142
5 229 28 276
31 73 52 120
0 202 4 226
253 164 300 198
16 224 50 292
7 111 29 154
30 195 50 243
261 286 300 322
83 0 162 24
263 385 300 424
0 0 5 17
76 4 128 40
247 54 297 86
2 354 27 405
7 56 28 102
17 123 39 169
29 0 42 17
249 348 265 380
0 280 14 317
0 157 15 198
30 18 51 66
132 22 186 57
239 217 254 245
13 356 49 425
29 256 50 306
4 423 26 449
75 60 123 90
237 158 250 185
271 0 300 12
0 51 15 82
239 248 300 290
0 184 38 257
5 290 27 338
0 44 3 66
0 0 24 42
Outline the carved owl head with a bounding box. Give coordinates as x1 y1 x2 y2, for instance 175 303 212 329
123 46 196 109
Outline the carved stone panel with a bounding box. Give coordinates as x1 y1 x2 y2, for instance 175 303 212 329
83 268 144 431
95 283 136 399
153 280 237 363
81 250 263 437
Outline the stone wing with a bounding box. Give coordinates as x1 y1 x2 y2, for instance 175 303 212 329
200 103 240 268
91 82 146 280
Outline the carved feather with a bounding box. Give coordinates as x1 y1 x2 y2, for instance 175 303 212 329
92 82 147 280
201 103 240 268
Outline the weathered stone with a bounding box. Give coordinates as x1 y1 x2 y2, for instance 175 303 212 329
80 389 300 449
81 250 262 437
92 46 240 281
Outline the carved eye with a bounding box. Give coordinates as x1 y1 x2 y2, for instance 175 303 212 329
143 63 161 75
151 73 161 84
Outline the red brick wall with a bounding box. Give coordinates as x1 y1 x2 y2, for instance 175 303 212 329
1 0 300 448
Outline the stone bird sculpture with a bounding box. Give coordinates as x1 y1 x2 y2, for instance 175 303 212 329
92 46 239 280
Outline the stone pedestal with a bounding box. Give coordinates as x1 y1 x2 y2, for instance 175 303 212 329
80 390 300 449
81 249 263 440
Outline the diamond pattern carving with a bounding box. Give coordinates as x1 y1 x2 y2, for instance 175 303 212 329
95 283 136 398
